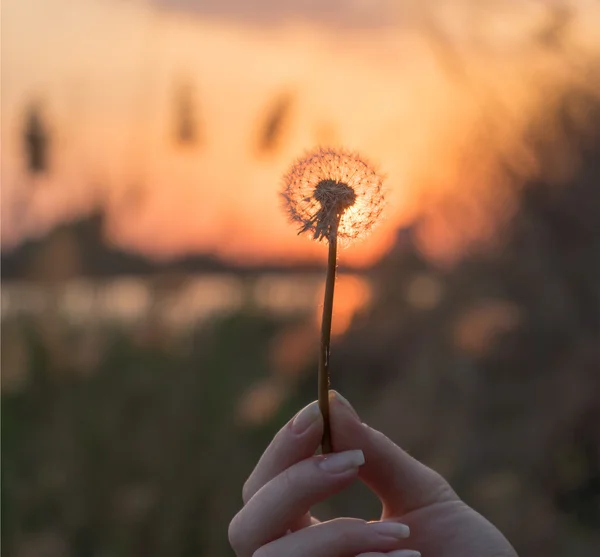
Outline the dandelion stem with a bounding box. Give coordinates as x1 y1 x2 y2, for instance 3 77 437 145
318 215 340 454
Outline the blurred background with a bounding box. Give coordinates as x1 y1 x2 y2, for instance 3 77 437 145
2 0 600 556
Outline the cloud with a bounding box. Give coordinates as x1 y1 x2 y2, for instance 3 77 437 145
148 0 398 28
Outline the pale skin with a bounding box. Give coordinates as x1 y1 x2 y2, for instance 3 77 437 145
229 391 518 557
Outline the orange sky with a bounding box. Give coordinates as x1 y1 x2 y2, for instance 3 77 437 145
2 0 599 266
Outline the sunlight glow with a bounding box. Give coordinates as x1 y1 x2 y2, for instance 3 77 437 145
2 0 599 266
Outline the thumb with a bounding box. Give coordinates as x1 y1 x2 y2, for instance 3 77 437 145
329 391 458 517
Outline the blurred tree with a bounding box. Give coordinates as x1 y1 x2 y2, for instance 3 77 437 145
256 91 294 155
23 104 50 175
173 81 200 146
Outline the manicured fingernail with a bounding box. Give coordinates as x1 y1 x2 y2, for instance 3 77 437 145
330 390 359 419
292 401 321 434
319 450 365 473
369 521 411 539
387 551 421 557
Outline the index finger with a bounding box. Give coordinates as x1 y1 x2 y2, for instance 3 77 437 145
242 400 323 504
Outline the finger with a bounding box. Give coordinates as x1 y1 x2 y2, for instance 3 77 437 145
254 518 411 557
329 391 458 516
242 400 322 504
229 450 364 557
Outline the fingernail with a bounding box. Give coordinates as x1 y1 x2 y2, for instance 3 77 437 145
291 401 321 434
318 449 365 473
387 551 421 557
330 390 359 419
369 521 411 539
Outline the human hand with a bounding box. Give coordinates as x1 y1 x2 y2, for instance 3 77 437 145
229 391 518 557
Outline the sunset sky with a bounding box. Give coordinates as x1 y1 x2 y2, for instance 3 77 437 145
2 0 599 266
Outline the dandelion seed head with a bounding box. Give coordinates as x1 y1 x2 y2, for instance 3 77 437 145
281 147 385 243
